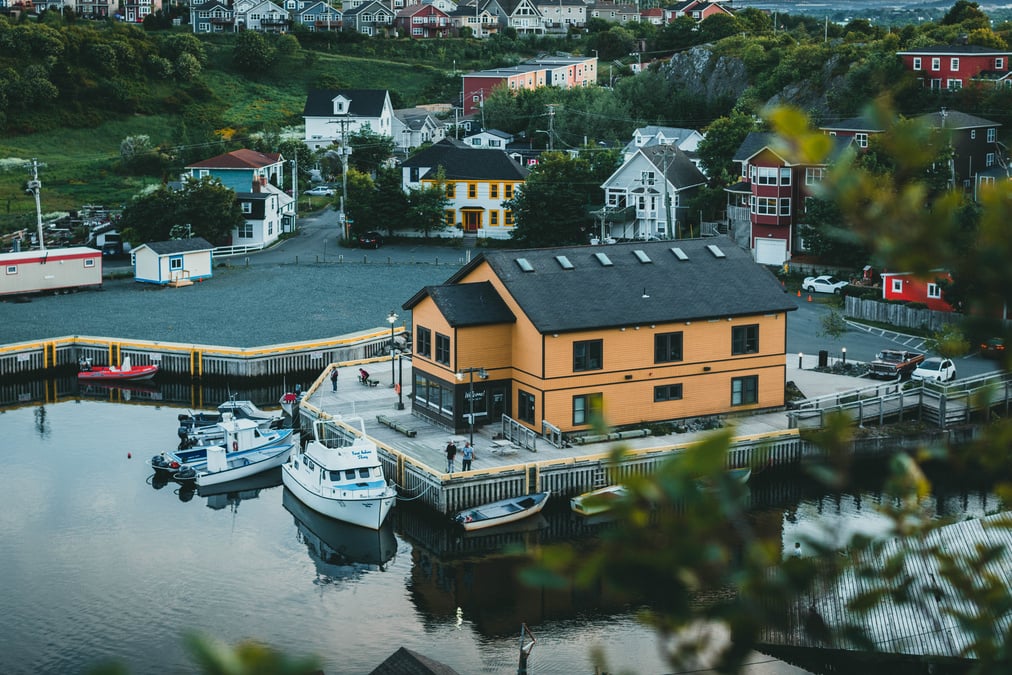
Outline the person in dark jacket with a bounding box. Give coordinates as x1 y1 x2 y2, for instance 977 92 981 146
445 441 457 473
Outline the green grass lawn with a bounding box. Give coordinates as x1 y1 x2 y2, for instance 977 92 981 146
0 48 447 230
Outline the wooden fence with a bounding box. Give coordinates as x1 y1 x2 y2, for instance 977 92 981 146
844 296 963 333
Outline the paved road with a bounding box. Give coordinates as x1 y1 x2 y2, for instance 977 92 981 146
5 218 1003 381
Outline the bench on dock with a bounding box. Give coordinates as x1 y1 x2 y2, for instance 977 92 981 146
376 414 417 437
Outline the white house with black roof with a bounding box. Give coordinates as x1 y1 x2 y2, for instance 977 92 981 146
402 236 797 435
400 138 529 238
303 88 395 150
601 144 707 241
132 237 214 286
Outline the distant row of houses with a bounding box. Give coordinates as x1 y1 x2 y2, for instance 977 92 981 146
190 0 732 36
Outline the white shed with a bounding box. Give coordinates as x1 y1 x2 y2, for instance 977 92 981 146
132 237 214 286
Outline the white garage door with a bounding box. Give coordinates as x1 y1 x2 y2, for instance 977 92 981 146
755 238 787 266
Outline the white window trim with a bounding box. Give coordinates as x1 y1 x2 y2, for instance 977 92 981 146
927 283 941 299
891 278 903 293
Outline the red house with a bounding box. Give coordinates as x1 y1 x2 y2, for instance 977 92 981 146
669 0 734 22
725 132 851 266
461 65 546 114
395 4 452 38
880 271 955 312
896 45 1012 90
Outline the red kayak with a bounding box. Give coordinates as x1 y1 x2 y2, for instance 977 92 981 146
78 356 159 382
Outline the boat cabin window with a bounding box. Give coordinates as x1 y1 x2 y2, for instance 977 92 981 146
346 469 356 479
359 468 371 478
305 458 315 471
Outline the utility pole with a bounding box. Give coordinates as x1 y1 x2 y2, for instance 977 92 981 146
546 104 555 151
328 119 353 238
26 159 45 252
290 156 298 228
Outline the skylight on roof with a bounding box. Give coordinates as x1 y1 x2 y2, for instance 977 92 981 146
555 255 574 270
706 244 726 258
633 250 652 263
516 258 534 272
594 252 613 266
671 247 688 261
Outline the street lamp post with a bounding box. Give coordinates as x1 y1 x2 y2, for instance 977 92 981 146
387 311 398 387
842 347 847 366
396 353 405 410
455 367 488 445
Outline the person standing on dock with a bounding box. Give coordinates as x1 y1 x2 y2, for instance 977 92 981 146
445 440 457 474
461 441 474 471
330 368 339 392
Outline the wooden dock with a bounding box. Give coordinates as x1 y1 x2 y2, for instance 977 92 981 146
0 326 405 379
294 364 810 515
787 372 1012 430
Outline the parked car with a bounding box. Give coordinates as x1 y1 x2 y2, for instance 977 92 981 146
303 186 335 197
911 357 957 383
868 349 925 380
980 337 1005 358
357 231 383 249
802 275 849 294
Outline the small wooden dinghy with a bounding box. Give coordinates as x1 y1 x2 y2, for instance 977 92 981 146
454 491 551 531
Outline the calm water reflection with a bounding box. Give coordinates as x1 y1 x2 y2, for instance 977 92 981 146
1 395 999 675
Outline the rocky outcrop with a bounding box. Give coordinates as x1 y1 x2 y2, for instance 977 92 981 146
661 46 846 117
661 46 750 103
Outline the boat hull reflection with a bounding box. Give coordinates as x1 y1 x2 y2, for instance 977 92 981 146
283 489 397 580
197 468 284 510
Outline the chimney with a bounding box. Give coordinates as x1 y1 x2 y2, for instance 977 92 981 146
252 178 260 193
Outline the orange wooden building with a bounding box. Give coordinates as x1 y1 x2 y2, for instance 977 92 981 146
402 237 797 436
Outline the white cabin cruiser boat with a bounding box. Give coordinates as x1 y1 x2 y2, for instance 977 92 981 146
282 419 397 530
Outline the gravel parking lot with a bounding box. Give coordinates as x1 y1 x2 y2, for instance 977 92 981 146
1 206 478 347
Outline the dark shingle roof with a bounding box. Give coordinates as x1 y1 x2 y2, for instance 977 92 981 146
424 281 516 327
820 116 887 133
897 45 1010 55
916 109 1000 130
368 647 461 675
401 139 528 181
408 237 795 334
303 88 389 118
640 145 706 189
732 132 774 162
144 237 214 255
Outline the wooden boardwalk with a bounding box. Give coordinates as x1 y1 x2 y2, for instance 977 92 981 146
295 361 809 515
760 512 1012 664
787 371 1012 430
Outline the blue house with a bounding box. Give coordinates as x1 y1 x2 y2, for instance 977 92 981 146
185 149 296 245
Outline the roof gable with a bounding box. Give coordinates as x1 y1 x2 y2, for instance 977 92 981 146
402 139 529 181
187 149 282 170
303 88 390 118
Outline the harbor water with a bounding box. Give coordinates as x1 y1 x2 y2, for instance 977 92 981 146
1 393 1001 675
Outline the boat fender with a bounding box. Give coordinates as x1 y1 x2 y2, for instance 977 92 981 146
169 461 180 469
232 440 239 452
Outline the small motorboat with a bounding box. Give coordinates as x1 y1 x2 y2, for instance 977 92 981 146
177 397 284 446
181 437 295 488
570 484 628 517
282 419 398 531
279 386 305 418
454 491 551 532
152 416 294 475
198 468 284 511
78 356 158 382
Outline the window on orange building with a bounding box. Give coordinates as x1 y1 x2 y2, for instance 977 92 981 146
654 332 683 363
731 324 759 355
572 393 602 426
573 340 603 371
731 376 758 406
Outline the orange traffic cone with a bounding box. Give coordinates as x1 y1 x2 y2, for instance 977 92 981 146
797 289 801 297
807 294 813 302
